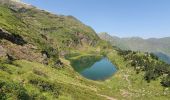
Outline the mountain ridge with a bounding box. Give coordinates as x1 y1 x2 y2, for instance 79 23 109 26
99 32 170 64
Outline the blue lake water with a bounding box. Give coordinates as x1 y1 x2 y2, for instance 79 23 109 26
72 57 117 80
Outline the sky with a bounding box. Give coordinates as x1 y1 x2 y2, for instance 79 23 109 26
22 0 170 38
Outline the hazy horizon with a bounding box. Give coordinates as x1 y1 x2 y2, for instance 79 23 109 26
22 0 170 39
99 32 170 39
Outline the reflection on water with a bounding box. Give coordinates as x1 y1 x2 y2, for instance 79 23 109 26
70 56 117 80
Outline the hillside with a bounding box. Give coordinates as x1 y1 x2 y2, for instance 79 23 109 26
99 32 170 64
0 0 111 99
1 0 170 100
0 0 110 66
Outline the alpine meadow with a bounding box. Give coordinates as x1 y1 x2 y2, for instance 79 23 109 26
0 0 170 100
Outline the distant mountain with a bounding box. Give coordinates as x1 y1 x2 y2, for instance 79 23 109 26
99 33 170 64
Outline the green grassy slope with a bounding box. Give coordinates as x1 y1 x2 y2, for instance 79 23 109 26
0 59 107 100
104 50 170 100
0 0 103 52
0 1 111 99
0 0 110 66
1 49 170 100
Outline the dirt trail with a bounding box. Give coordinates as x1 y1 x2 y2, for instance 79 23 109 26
97 94 117 100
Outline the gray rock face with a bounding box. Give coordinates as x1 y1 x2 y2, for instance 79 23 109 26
0 45 6 57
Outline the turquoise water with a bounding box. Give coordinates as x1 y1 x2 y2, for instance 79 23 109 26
72 57 117 80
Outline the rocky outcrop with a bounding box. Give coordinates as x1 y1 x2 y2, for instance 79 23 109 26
1 41 43 62
0 29 27 45
75 32 97 46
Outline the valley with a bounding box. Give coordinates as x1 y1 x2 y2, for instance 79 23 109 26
0 0 170 100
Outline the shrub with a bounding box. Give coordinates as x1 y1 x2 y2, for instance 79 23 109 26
117 49 170 86
29 77 60 98
0 80 30 100
161 74 170 87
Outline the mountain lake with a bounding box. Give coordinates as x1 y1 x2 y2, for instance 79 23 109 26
71 57 117 80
